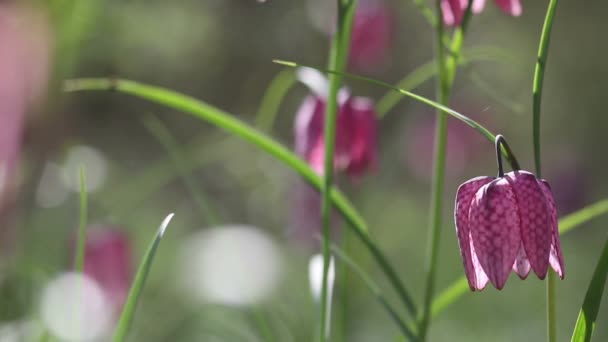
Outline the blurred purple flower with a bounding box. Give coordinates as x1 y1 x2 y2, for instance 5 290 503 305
349 0 393 71
455 170 564 291
75 228 133 314
0 3 51 206
442 0 522 27
294 70 378 178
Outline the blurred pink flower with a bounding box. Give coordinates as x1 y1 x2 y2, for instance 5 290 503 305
349 0 393 71
74 228 133 314
455 171 564 290
442 0 522 27
0 3 51 206
294 70 378 178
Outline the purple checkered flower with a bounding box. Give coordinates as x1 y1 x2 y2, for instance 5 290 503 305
454 136 564 290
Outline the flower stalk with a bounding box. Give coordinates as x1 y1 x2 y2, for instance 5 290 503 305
532 0 560 340
319 1 358 341
418 0 473 339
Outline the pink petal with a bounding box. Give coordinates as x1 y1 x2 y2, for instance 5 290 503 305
470 231 490 290
494 0 522 16
342 96 378 178
294 95 325 161
441 0 457 27
512 244 531 279
504 171 551 279
538 180 565 279
472 0 487 13
469 178 521 290
455 176 495 290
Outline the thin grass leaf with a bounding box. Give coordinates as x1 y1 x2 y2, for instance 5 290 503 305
570 235 608 342
112 213 175 342
74 167 88 273
255 68 297 132
272 60 527 171
428 199 608 321
64 77 418 319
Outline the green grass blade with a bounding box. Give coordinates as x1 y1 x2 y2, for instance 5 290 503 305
64 77 418 319
272 60 523 170
112 213 175 342
570 235 608 342
273 60 494 141
428 199 608 320
74 167 88 273
255 68 297 132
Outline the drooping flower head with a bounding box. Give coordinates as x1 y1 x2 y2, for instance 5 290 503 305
72 228 133 313
294 68 378 178
454 135 564 291
442 0 522 27
306 0 393 72
349 0 393 71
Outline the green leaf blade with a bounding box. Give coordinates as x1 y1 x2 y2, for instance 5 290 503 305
112 213 175 342
571 235 608 342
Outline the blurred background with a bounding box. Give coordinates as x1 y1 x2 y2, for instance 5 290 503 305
1 0 607 341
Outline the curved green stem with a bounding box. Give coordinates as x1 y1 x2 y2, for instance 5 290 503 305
274 59 524 172
64 76 418 322
255 68 297 132
532 1 559 341
418 1 474 338
319 1 358 340
377 45 520 117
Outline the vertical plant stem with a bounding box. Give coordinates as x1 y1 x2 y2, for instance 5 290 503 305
319 1 357 340
533 1 559 341
419 1 473 339
74 167 88 273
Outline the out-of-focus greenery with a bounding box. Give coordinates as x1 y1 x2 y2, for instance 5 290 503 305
3 0 608 341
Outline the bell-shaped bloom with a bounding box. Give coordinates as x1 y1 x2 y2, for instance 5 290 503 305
294 70 378 178
442 0 522 27
349 0 393 71
72 228 133 313
454 170 564 290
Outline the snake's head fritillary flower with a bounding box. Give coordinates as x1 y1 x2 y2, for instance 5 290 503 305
73 228 132 313
349 0 393 72
454 136 564 291
294 68 378 178
442 0 522 27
